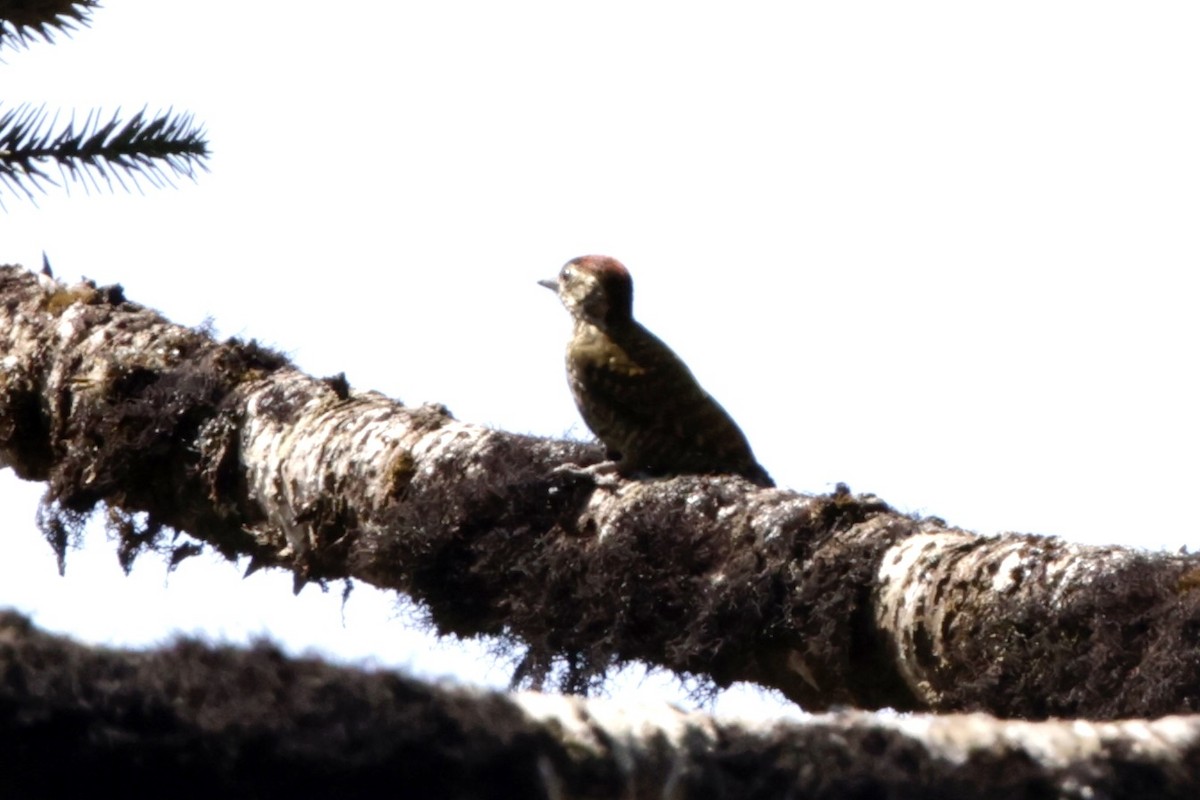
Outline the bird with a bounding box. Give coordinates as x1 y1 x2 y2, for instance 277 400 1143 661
539 255 774 487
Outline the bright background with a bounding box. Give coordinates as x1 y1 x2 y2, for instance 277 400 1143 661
2 2 1198 720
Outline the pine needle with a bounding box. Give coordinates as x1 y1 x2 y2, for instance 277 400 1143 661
0 0 99 51
0 104 211 205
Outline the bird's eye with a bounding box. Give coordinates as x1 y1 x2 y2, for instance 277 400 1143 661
561 267 572 281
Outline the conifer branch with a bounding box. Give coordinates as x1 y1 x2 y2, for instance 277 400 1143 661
0 104 210 203
0 0 97 51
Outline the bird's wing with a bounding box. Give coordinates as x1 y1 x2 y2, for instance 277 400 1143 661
573 323 760 474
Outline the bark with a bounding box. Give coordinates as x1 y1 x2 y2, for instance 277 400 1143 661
2 612 1199 800
2 263 1200 718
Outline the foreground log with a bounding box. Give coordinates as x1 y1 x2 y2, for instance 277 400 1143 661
2 263 1200 717
1 613 1198 799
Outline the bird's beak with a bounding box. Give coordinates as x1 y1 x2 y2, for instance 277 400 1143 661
537 278 558 291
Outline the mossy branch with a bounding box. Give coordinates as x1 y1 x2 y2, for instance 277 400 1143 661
4 264 1200 718
5 609 1200 799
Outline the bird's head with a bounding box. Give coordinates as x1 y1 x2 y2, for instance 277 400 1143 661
539 255 634 329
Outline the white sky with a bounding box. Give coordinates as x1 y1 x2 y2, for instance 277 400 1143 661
2 2 1198 720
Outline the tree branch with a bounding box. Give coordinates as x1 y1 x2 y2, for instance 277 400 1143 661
0 0 96 51
2 611 1199 800
0 105 210 203
2 263 1199 717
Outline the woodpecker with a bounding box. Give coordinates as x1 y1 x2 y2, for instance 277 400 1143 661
540 255 773 487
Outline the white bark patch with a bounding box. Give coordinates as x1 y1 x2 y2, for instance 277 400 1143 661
513 689 1200 795
891 711 1200 770
514 690 719 784
240 377 424 557
875 528 1142 702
